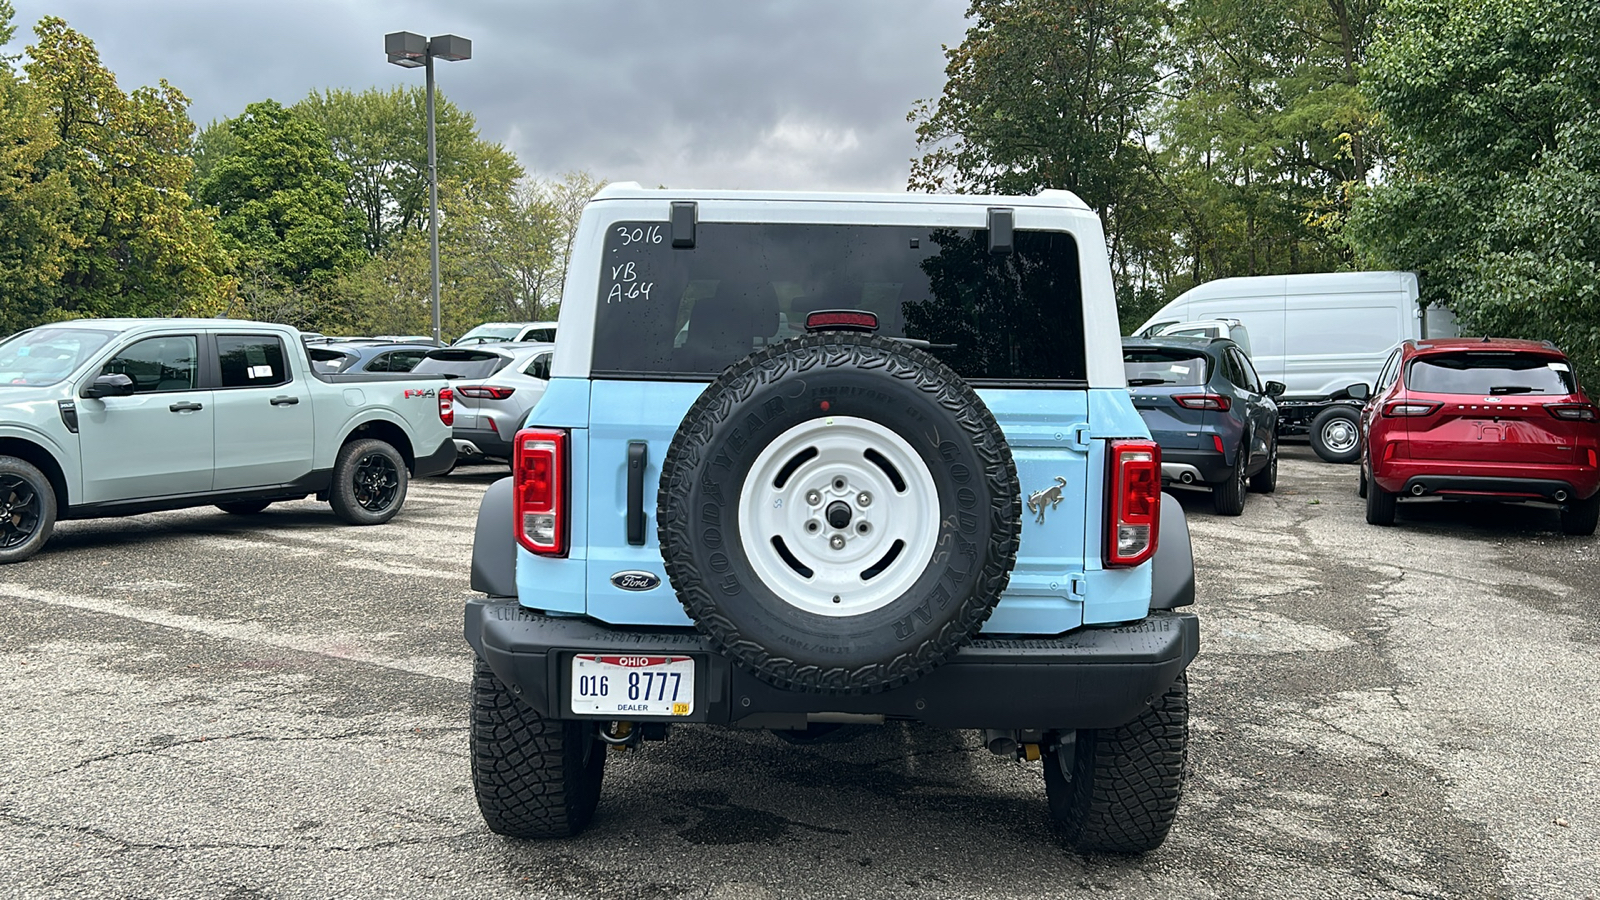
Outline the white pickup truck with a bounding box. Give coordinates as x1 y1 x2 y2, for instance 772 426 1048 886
0 318 456 563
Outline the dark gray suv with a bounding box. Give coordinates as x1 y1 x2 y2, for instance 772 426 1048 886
1123 336 1283 515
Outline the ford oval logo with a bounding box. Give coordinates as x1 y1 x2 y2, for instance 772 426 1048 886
610 571 661 592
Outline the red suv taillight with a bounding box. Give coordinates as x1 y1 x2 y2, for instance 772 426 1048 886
457 385 516 400
1174 394 1230 411
1383 400 1440 417
438 388 454 426
1548 403 1598 422
1106 439 1160 567
515 428 568 556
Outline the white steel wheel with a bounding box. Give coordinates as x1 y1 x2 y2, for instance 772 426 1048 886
737 415 940 617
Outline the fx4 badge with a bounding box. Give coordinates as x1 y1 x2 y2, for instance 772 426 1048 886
610 571 661 591
1026 476 1068 525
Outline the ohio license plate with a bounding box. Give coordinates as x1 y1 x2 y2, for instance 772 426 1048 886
570 655 695 716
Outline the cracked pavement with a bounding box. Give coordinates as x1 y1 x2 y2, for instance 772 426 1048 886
1 449 1596 899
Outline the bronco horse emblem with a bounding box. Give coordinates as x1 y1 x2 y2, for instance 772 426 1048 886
1026 476 1068 525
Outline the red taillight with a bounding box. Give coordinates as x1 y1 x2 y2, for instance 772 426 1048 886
515 428 568 556
1212 434 1225 454
1383 400 1440 417
1174 394 1230 411
456 385 516 400
1106 440 1160 568
438 388 454 426
1548 403 1598 422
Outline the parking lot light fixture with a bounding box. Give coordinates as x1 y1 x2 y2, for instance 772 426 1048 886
385 31 473 344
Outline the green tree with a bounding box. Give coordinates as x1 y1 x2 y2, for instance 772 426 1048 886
1347 0 1600 377
1160 0 1383 291
297 87 524 255
909 0 1173 315
22 16 230 322
197 100 362 289
0 1 75 333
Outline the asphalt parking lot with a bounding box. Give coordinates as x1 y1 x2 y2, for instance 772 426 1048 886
2 447 1597 899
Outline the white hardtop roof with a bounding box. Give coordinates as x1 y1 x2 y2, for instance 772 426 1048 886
592 182 1090 211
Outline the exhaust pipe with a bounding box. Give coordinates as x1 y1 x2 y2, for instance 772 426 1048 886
1554 490 1568 502
1180 471 1195 484
1411 484 1426 496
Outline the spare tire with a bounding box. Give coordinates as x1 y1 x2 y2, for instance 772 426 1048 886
658 333 1021 694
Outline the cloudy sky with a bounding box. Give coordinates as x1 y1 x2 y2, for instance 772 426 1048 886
8 0 973 191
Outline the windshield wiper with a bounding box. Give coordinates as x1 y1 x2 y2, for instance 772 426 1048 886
1127 377 1169 386
1488 385 1541 394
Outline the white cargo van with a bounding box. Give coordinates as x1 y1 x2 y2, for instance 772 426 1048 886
1134 272 1458 462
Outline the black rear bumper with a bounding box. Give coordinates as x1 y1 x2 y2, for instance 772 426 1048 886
1402 475 1581 501
465 599 1199 731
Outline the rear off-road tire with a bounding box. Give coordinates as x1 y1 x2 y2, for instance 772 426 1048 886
470 656 606 838
658 332 1021 695
1045 673 1188 854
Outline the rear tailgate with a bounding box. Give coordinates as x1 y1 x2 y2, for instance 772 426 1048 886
1403 351 1586 464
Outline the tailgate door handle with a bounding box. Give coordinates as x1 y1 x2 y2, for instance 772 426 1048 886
627 441 648 546
168 401 203 412
270 395 300 406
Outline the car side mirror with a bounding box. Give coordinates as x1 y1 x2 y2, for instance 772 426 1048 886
1264 381 1286 398
82 373 135 398
1346 382 1370 402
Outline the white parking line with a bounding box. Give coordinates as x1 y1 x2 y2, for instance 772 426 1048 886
0 583 468 684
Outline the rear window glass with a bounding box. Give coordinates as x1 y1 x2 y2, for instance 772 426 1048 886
591 222 1087 383
1408 352 1577 395
1123 348 1209 386
308 348 353 374
413 351 510 380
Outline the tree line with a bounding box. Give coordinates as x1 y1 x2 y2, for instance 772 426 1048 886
0 6 596 340
912 0 1599 376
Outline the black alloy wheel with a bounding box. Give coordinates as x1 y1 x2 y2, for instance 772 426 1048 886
1 474 43 551
353 453 401 512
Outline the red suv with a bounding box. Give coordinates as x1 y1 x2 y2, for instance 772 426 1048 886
1359 338 1600 535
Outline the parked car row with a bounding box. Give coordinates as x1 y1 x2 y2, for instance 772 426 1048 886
1124 330 1600 535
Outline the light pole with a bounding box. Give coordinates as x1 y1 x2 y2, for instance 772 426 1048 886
385 31 472 345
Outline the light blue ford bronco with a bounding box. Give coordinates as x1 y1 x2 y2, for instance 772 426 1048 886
465 185 1199 852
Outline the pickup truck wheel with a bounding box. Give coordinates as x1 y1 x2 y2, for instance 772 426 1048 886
1045 673 1188 854
216 501 271 515
1365 478 1397 526
330 439 408 525
1310 407 1362 464
0 457 56 565
658 332 1021 694
1247 436 1278 493
470 656 605 838
1560 494 1599 536
1211 447 1247 516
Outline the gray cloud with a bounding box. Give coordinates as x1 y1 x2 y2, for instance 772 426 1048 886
9 0 970 191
